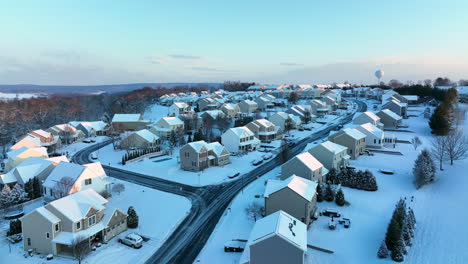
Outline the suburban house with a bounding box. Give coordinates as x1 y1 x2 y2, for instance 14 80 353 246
382 99 407 118
111 114 150 133
197 97 219 111
150 117 184 139
240 210 307 264
5 146 49 170
200 110 226 124
238 100 258 114
264 175 318 226
269 112 302 131
5 157 56 187
220 103 240 118
43 162 109 200
402 95 419 104
352 111 382 128
309 99 329 117
381 90 399 102
47 124 85 144
27 130 61 151
322 95 337 111
376 109 402 129
308 141 350 170
355 123 385 148
69 121 109 137
120 129 161 150
179 141 230 172
221 127 260 154
328 128 367 160
280 152 326 182
168 102 192 117
256 96 275 110
10 135 42 150
287 105 316 123
21 189 127 256
246 119 283 142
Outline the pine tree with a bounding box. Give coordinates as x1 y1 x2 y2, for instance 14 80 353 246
9 184 28 204
335 188 345 206
398 236 407 255
122 156 126 165
32 177 42 198
377 240 389 258
25 179 34 200
325 183 334 202
413 149 436 188
429 103 451 135
187 134 193 143
385 217 402 251
127 206 139 228
391 239 405 262
326 168 337 184
408 207 417 225
316 184 324 202
0 184 12 208
402 217 412 246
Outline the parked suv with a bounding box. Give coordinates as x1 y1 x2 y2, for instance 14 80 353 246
119 233 143 248
320 209 341 218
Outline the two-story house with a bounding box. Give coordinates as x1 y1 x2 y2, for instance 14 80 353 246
269 112 302 131
120 129 161 150
355 123 385 148
21 189 127 256
246 119 282 142
150 117 184 139
221 127 260 154
220 103 240 118
281 152 327 182
111 114 151 133
47 124 86 144
238 100 258 114
328 128 367 160
168 102 192 117
308 141 350 170
179 141 230 172
376 109 402 129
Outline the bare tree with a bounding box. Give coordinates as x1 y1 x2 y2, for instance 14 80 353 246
71 235 90 264
411 136 422 150
445 129 468 165
431 136 447 171
245 202 264 222
112 183 125 195
53 177 76 199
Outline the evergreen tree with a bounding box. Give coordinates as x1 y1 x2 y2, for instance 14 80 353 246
402 217 412 246
25 179 34 200
316 184 324 202
122 156 126 165
0 184 12 208
187 134 193 143
391 239 405 262
324 183 334 202
326 168 337 184
398 236 407 255
377 240 389 258
7 219 22 236
32 177 42 198
127 206 139 228
386 217 402 251
335 188 345 206
429 103 451 135
413 149 436 189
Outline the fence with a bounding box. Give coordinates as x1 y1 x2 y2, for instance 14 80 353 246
0 197 45 218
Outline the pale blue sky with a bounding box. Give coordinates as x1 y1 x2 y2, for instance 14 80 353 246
1 0 467 85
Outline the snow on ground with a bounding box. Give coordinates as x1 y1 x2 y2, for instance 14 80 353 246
195 104 468 264
0 178 191 264
195 167 281 264
94 113 344 187
143 104 169 123
0 92 41 100
55 136 109 157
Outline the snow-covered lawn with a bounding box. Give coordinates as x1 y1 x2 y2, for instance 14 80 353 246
143 104 169 123
0 178 191 264
55 136 109 157
195 104 468 264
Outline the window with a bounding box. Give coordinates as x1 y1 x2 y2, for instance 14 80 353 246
27 238 31 246
76 222 81 230
46 232 50 239
85 178 92 185
88 215 96 226
55 224 59 232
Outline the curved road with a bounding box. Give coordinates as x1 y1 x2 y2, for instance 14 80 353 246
73 100 367 264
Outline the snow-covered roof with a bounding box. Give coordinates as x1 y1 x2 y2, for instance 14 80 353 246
43 162 86 189
360 111 380 122
10 136 41 150
222 103 238 111
46 155 70 164
383 99 403 108
30 129 52 139
254 119 275 128
320 141 348 154
206 142 229 156
203 110 224 119
341 128 366 140
293 152 323 171
402 95 419 101
48 189 107 222
242 100 257 105
112 114 142 122
226 127 255 138
161 117 184 126
187 141 208 152
0 171 17 184
357 123 384 139
135 129 160 142
14 159 52 183
84 162 106 178
264 175 317 201
379 109 402 121
52 222 106 246
240 211 307 264
7 146 48 160
173 102 189 108
35 207 61 223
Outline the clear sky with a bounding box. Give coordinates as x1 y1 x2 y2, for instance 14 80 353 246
1 0 467 85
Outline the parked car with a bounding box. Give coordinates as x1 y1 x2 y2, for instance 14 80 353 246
252 159 263 166
91 153 98 160
224 240 246 252
262 154 273 160
90 138 96 143
304 127 312 131
82 139 92 143
119 233 143 248
339 218 351 228
321 209 341 218
229 172 240 179
328 218 337 230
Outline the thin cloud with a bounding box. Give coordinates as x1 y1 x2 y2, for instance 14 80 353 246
169 54 201 60
191 67 237 73
280 62 304 66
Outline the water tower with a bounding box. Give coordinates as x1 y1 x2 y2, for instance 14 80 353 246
375 69 384 85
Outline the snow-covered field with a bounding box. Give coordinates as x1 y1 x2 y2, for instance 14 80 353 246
195 104 468 264
55 136 109 157
143 104 169 123
0 178 191 264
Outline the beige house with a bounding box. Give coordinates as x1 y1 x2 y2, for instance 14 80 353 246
4 157 56 187
197 97 219 111
281 152 326 182
150 117 184 139
240 210 307 264
264 175 318 226
269 112 302 131
328 128 367 160
28 129 61 151
179 141 230 172
120 129 161 150
21 189 127 256
168 102 192 117
382 99 407 118
246 119 283 142
309 99 329 117
238 100 258 113
220 103 240 118
352 111 382 128
308 141 350 170
221 127 260 154
376 109 403 129
5 146 49 170
10 136 42 150
111 114 150 133
47 124 85 144
287 105 317 123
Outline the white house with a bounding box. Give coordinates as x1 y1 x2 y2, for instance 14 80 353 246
355 123 385 148
308 141 350 170
221 127 260 154
353 111 382 128
168 102 192 117
150 117 184 138
269 112 302 131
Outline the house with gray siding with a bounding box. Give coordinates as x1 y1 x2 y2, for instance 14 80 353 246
280 152 326 182
179 141 230 172
376 109 402 129
308 141 350 170
328 128 367 160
